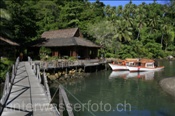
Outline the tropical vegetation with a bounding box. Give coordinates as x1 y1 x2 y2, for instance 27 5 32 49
87 1 175 59
0 0 175 80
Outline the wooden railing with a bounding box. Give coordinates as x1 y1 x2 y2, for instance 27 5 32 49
0 57 19 113
43 72 51 102
28 57 51 101
39 59 106 69
28 57 74 116
28 57 60 115
59 85 74 116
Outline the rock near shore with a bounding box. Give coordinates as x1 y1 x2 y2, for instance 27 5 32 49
160 77 175 97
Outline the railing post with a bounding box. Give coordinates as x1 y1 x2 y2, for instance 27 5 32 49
43 71 51 102
28 56 30 62
7 72 11 97
59 85 74 116
59 87 63 116
1 72 11 107
28 56 32 65
33 63 36 74
36 65 41 83
11 65 15 83
28 56 36 74
4 73 10 96
15 57 19 75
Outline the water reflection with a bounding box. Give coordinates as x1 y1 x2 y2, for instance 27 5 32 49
52 60 175 116
109 71 157 80
108 71 129 79
65 69 175 116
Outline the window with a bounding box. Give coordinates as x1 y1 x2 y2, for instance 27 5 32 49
146 63 154 68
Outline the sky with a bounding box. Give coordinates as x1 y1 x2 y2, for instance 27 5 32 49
89 0 169 7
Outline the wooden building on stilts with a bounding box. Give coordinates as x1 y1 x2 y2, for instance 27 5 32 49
30 28 100 59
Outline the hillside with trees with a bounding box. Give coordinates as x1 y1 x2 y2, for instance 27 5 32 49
0 0 175 80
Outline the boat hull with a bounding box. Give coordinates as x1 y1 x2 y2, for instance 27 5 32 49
127 66 164 72
108 63 128 71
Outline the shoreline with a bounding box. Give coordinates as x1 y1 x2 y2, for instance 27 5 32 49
160 77 175 97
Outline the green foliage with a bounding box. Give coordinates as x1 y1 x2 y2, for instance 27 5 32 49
34 0 60 35
105 53 117 58
144 42 164 58
68 56 77 61
87 1 175 59
39 47 51 60
3 0 38 44
1 0 175 59
0 58 13 81
0 9 11 20
0 3 12 38
58 1 104 38
47 56 59 61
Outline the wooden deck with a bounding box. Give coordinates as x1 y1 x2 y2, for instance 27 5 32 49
37 59 107 70
1 62 59 116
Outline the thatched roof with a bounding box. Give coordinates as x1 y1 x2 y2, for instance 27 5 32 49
0 36 19 46
33 37 100 48
33 28 100 48
41 28 80 39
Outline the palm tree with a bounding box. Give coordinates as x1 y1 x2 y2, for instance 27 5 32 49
113 19 133 42
159 3 175 50
104 5 117 22
116 5 123 18
163 26 175 51
133 4 147 40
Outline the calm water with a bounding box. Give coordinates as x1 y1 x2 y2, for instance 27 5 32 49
54 60 175 116
1 60 175 116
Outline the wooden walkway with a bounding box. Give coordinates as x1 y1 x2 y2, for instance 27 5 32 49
1 62 59 116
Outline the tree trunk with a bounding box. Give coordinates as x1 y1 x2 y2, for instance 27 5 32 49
136 30 140 40
161 34 164 49
165 43 168 51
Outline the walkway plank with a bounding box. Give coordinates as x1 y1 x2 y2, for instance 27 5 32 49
1 62 59 116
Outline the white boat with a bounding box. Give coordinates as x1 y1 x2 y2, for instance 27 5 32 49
108 63 128 71
108 58 164 72
108 58 139 71
127 59 164 72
